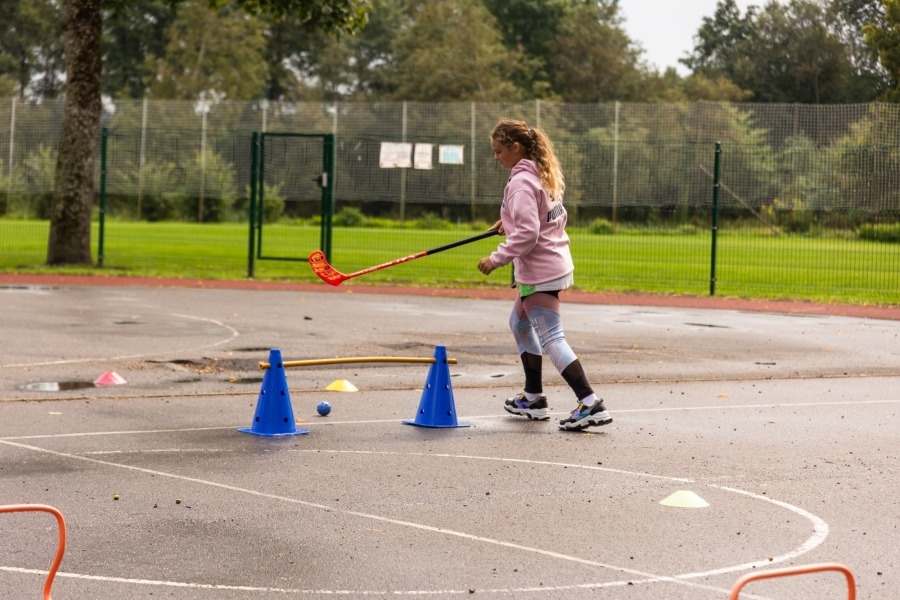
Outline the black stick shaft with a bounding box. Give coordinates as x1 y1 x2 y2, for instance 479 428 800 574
424 228 500 256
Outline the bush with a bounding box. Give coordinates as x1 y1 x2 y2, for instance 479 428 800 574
333 206 367 227
20 146 56 219
413 212 451 230
858 223 900 243
589 218 616 235
134 161 184 221
181 151 239 223
760 197 815 234
237 182 285 223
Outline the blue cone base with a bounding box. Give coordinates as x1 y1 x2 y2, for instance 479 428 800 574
402 419 469 429
239 348 309 436
238 427 309 436
403 345 468 428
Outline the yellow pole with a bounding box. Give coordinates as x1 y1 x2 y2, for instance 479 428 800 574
259 356 458 370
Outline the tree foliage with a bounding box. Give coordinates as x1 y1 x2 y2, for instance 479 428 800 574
0 0 65 99
146 0 269 100
8 0 896 107
830 0 892 99
481 0 569 97
547 0 643 102
389 0 523 101
684 0 889 103
750 0 852 103
103 0 179 98
862 0 900 100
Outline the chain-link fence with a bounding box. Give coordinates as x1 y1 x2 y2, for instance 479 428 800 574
1 98 898 303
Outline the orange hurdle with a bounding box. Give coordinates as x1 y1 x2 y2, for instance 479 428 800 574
729 563 856 600
0 504 67 600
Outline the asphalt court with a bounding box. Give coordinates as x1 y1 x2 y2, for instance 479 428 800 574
0 282 898 599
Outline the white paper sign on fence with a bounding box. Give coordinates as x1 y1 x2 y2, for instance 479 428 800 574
439 145 465 165
414 144 433 170
379 142 413 168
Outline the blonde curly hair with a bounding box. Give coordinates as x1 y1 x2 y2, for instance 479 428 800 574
490 119 565 201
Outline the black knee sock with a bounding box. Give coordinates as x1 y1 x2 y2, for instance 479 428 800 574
561 359 594 400
520 352 542 394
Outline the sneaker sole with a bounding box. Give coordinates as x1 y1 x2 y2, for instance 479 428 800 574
559 412 613 431
504 406 550 420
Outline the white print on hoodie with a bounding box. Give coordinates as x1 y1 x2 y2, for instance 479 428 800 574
489 159 575 285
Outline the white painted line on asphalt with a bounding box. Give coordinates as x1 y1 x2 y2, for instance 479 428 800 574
294 448 693 482
2 397 896 441
0 437 823 598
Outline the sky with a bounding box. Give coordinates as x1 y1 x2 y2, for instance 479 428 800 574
617 0 757 75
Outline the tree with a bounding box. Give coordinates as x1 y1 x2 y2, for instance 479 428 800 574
146 0 269 100
321 0 406 100
388 0 523 101
830 0 892 100
749 0 852 103
862 0 900 101
262 0 406 101
681 0 757 76
683 0 860 104
681 73 752 102
685 0 887 103
47 0 102 265
0 0 65 99
0 75 16 97
47 0 369 266
103 0 179 99
261 15 319 100
547 0 643 102
481 0 568 97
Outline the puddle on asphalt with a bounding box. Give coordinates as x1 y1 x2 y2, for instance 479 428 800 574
228 377 263 384
22 374 266 391
20 381 97 392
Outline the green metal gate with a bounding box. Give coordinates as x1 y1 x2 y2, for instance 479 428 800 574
247 132 335 278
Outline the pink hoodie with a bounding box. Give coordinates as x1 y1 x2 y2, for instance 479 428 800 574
489 159 574 285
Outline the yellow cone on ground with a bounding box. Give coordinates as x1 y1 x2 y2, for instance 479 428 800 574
660 490 709 508
326 379 358 392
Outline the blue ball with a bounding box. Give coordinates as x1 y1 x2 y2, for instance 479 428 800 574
317 401 332 416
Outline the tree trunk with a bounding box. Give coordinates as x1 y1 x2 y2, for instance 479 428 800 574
46 0 102 265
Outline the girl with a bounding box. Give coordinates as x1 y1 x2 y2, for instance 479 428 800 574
477 119 612 431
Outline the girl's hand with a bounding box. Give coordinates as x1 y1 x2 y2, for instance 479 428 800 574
490 220 505 235
477 257 496 275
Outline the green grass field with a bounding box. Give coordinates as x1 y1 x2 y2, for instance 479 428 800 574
2 219 898 305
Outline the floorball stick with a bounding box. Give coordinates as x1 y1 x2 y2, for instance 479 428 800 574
309 228 500 286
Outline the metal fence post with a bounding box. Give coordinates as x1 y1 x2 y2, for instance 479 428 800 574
247 131 259 278
470 102 476 221
322 134 335 260
400 101 407 223
97 127 108 267
256 134 266 258
612 101 620 226
6 96 15 205
710 141 721 296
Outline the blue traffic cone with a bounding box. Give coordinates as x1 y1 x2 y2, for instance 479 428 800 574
403 345 469 428
239 349 309 436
